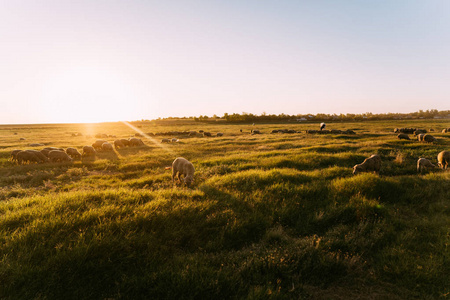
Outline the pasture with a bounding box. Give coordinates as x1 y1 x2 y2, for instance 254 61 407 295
0 119 449 299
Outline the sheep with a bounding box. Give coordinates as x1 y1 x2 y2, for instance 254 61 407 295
203 132 212 137
417 158 436 173
161 138 171 143
306 130 318 134
10 149 22 163
189 131 198 137
48 150 73 163
172 157 195 187
66 147 82 160
172 138 179 142
417 134 425 142
129 137 145 147
320 123 326 130
414 129 427 136
114 139 125 149
397 133 410 140
443 129 448 133
25 150 49 163
102 142 114 152
251 130 261 135
331 129 342 134
82 145 96 157
217 132 224 137
120 139 130 147
16 150 40 164
92 140 107 150
353 154 381 175
437 151 449 169
422 134 436 143
29 143 44 147
271 130 280 134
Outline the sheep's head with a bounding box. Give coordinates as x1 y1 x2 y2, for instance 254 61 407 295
352 165 362 175
184 175 194 187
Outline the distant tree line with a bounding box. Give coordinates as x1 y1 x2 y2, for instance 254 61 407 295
189 109 450 123
137 109 450 123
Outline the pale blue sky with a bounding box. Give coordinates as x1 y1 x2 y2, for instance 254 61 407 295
1 0 449 123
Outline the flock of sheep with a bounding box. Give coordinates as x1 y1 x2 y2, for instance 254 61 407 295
10 137 146 165
9 125 449 187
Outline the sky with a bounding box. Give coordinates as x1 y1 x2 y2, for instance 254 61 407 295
1 0 449 124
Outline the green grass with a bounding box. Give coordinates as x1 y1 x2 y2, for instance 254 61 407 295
0 119 449 299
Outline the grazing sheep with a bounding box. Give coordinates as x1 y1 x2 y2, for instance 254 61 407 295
189 131 198 137
48 150 73 163
414 129 427 136
10 149 22 163
129 137 145 147
422 134 436 143
82 145 96 157
251 130 261 135
397 133 410 140
320 123 326 131
25 150 49 163
29 143 44 147
92 140 107 150
203 132 212 137
66 147 82 160
437 151 449 169
114 139 125 149
17 150 40 164
172 157 195 187
172 138 179 142
417 158 436 173
353 154 381 175
161 138 171 143
443 129 448 133
306 130 318 134
216 132 224 137
118 139 129 147
417 134 425 142
102 142 114 152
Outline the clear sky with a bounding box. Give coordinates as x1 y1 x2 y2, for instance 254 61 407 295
1 0 449 124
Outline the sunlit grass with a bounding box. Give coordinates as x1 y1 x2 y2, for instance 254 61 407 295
0 119 449 298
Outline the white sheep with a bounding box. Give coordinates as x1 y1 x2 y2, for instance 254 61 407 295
172 157 195 187
417 158 436 173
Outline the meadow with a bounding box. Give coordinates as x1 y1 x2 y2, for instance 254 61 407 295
0 119 449 299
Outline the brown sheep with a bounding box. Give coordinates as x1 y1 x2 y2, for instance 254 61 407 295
120 139 130 147
10 149 22 163
82 145 96 157
437 151 449 169
25 150 49 163
353 154 381 175
16 151 40 164
172 157 195 187
422 134 436 143
397 133 410 140
203 132 212 137
128 137 145 147
161 138 171 143
114 139 125 149
102 142 114 152
92 140 107 150
48 150 73 163
217 132 224 137
417 158 436 173
66 148 82 160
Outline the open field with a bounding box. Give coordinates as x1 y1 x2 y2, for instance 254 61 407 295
0 119 449 299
